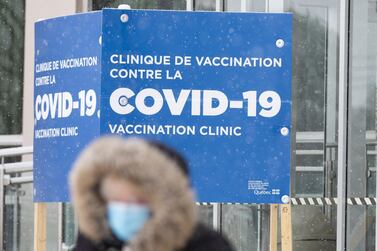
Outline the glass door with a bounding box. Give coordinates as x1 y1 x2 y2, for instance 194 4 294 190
346 0 377 250
288 1 339 249
216 1 340 250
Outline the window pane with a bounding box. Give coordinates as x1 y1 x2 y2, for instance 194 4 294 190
92 0 185 10
222 205 260 251
224 0 266 12
347 0 377 250
46 203 60 250
247 0 266 12
63 203 77 249
288 1 339 249
225 0 241 12
194 0 216 11
197 205 213 228
18 182 33 251
3 172 33 250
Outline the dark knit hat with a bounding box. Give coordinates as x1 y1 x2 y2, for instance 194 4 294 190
148 140 189 177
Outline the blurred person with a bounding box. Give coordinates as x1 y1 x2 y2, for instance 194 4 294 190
70 136 234 251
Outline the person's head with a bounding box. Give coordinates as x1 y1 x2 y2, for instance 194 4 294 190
70 136 197 251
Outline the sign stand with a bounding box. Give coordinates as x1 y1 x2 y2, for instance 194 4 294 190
270 204 292 251
34 203 47 251
281 204 293 251
269 204 278 251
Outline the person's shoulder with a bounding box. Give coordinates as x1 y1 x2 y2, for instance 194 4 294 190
73 231 123 251
181 223 235 251
73 232 100 251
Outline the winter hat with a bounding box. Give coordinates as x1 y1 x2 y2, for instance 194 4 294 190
70 136 197 251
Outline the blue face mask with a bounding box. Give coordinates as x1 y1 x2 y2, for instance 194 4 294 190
107 202 150 242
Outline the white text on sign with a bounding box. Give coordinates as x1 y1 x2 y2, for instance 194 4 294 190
110 88 281 117
35 89 97 121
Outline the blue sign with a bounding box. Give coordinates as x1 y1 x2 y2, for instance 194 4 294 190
34 12 102 202
34 9 292 203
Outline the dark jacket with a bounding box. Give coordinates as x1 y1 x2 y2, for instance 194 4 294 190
70 137 234 251
73 223 234 251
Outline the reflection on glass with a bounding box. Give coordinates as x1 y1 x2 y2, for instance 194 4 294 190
291 207 336 250
287 0 339 250
246 0 265 12
347 0 377 250
0 0 24 134
222 205 259 251
63 203 77 248
92 0 185 10
197 205 213 227
4 186 19 250
225 0 241 12
194 0 216 11
3 178 33 251
18 182 33 251
46 203 59 250
224 0 266 12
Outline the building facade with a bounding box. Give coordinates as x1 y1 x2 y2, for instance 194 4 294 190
0 0 376 250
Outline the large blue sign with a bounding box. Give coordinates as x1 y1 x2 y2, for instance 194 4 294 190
34 12 102 202
34 9 292 203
